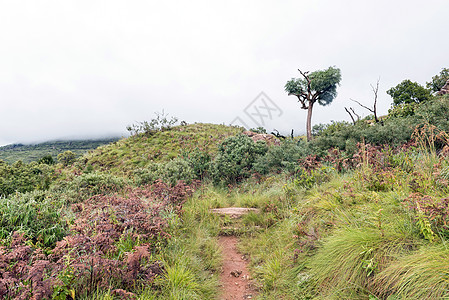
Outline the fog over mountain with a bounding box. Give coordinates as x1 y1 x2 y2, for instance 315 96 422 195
1 0 448 146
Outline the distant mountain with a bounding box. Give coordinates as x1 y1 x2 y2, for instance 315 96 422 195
0 138 121 164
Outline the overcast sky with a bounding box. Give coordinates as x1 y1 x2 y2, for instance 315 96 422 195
1 0 448 146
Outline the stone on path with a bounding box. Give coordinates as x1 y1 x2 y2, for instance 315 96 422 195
210 207 260 219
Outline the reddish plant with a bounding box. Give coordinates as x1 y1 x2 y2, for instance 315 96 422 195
0 181 196 299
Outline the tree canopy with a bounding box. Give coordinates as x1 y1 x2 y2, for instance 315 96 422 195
387 79 432 106
427 68 449 93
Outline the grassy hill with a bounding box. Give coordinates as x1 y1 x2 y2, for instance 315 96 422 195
0 138 120 164
81 123 243 174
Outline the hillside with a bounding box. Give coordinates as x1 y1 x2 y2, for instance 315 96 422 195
2 96 449 299
81 123 243 174
0 138 120 164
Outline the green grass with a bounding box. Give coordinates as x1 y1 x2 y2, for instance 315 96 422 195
82 123 243 175
374 244 449 299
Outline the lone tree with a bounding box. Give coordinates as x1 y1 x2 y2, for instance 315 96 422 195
285 66 341 141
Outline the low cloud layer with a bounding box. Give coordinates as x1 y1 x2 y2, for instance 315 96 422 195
1 0 448 146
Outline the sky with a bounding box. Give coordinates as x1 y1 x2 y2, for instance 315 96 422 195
1 0 448 146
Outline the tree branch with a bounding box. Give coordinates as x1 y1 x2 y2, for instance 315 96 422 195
292 94 308 109
345 107 360 125
350 98 374 113
345 107 356 125
350 107 360 120
370 78 380 123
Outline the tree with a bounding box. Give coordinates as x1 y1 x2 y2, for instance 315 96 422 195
387 79 432 106
350 78 382 124
285 66 341 141
426 68 449 93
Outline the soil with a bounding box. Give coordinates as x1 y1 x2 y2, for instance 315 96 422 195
218 236 256 299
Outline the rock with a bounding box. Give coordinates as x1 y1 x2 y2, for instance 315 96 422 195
210 207 260 219
242 131 280 146
438 79 449 95
230 270 242 277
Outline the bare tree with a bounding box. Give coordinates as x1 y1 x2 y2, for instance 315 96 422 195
350 78 381 124
344 107 360 125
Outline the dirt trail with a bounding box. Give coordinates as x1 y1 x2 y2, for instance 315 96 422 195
218 236 256 299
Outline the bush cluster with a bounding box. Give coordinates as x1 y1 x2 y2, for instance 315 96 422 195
0 160 55 197
134 157 195 186
210 134 268 184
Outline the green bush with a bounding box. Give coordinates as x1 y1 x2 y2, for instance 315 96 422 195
0 160 55 197
134 157 195 186
210 134 268 184
162 157 195 185
182 148 211 180
134 163 161 186
292 166 334 189
307 96 449 157
0 190 67 247
253 139 306 174
57 150 77 166
68 172 128 199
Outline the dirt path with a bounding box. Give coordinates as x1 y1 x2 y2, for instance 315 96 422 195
218 236 256 299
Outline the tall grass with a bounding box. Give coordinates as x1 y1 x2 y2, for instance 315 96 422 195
375 244 449 299
311 227 417 299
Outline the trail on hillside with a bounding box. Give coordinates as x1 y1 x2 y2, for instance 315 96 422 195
218 236 255 299
212 207 258 299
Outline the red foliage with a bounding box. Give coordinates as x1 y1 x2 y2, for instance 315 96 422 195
404 193 449 230
0 180 196 299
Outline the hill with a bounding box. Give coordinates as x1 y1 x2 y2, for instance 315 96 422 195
0 138 120 164
81 123 243 174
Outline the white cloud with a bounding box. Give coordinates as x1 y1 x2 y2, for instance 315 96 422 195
1 0 448 146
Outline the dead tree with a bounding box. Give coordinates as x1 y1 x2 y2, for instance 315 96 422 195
351 78 381 124
344 107 360 125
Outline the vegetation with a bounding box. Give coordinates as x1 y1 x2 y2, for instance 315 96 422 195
0 138 119 164
427 67 449 93
1 70 449 299
387 79 432 106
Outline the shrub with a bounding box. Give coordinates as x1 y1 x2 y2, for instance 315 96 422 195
38 154 55 165
134 158 195 186
253 139 306 174
181 148 211 180
0 190 67 247
162 157 195 186
0 160 55 197
57 151 77 166
134 163 161 186
210 134 268 184
68 172 128 199
127 111 178 137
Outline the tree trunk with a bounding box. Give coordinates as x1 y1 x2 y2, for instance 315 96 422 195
306 103 314 141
